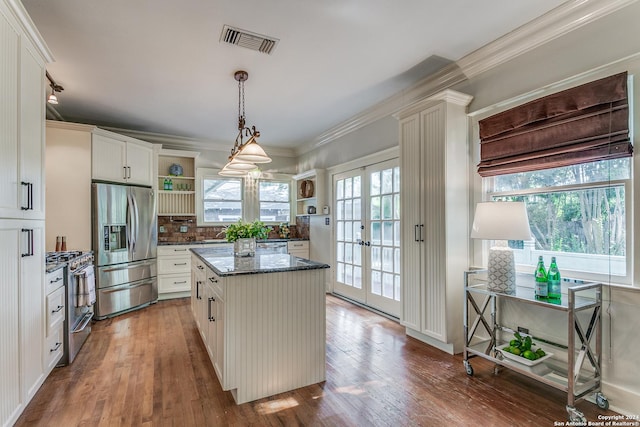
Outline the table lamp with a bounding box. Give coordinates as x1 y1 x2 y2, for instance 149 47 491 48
470 201 532 294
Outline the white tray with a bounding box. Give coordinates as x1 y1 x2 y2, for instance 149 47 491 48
497 346 554 366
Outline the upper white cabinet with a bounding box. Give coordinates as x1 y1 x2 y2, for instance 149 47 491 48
292 169 326 216
0 5 46 220
92 129 153 186
396 90 472 355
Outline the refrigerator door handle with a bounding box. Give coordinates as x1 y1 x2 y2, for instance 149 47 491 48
126 193 134 257
131 192 140 254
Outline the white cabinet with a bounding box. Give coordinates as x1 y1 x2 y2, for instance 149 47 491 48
44 268 64 374
92 130 153 186
158 245 191 297
0 9 46 220
396 90 472 355
0 2 50 425
0 219 46 423
292 169 326 216
288 240 310 259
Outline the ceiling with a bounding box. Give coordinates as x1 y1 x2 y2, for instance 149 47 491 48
23 0 568 152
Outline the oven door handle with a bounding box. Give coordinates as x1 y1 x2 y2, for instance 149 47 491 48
72 312 93 333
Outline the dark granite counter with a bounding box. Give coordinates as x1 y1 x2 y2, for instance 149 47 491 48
190 247 329 277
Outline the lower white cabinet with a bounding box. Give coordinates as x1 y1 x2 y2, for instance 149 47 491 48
158 245 192 298
0 219 46 426
44 268 65 374
287 240 310 259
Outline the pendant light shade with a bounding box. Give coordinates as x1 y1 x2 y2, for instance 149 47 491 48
224 158 258 171
219 166 248 177
235 138 272 163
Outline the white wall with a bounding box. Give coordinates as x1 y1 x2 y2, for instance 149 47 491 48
296 1 640 415
45 122 93 251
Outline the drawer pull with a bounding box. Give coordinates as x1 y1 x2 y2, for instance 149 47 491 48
174 249 187 252
197 265 204 270
209 277 218 283
49 277 63 284
174 262 187 266
173 280 187 285
50 342 62 353
293 243 303 247
51 305 64 314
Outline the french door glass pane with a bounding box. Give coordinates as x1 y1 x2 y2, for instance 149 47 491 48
371 172 380 196
372 271 382 295
382 169 393 194
353 176 361 197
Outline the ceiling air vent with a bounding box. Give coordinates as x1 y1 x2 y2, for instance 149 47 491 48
220 25 279 55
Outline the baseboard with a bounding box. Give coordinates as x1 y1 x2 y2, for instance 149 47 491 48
598 380 640 415
158 291 190 301
405 327 455 355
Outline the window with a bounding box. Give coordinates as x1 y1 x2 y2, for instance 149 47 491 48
258 180 290 222
202 178 243 222
488 158 630 280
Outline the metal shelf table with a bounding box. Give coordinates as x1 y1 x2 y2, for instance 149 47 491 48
463 269 608 423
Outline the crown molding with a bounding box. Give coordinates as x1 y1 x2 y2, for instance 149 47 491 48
295 63 468 156
45 119 96 132
103 126 297 158
6 0 54 62
457 0 640 79
296 0 638 156
393 89 473 120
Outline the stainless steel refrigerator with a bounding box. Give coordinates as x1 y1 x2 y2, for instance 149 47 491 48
92 182 158 319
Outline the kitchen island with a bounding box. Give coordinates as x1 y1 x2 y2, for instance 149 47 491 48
190 247 329 404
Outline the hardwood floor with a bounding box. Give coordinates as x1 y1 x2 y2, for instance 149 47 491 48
17 295 616 426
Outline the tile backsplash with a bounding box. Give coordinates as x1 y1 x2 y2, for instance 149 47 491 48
157 216 310 243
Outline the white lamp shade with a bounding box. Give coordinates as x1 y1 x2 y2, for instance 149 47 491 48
235 139 272 164
47 94 58 104
218 166 247 176
224 158 257 171
470 201 532 241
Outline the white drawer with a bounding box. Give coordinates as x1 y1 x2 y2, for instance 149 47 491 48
46 268 65 294
158 256 191 274
158 245 191 256
287 240 309 251
46 286 65 336
158 273 191 293
44 325 64 373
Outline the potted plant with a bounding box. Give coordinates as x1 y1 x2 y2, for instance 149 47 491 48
222 219 272 257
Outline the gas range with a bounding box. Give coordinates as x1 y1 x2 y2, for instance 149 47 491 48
46 251 94 272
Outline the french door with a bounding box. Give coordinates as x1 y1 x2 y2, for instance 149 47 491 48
334 160 401 317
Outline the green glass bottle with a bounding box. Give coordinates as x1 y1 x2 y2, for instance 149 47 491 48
547 256 561 301
534 255 548 299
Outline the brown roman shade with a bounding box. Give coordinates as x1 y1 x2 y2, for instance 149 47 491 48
477 72 632 177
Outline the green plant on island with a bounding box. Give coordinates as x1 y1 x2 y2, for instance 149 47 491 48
221 219 272 242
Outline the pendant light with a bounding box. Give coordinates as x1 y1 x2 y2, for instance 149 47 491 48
219 70 271 176
46 71 63 105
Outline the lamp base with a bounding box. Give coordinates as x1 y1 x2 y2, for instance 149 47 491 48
487 246 516 294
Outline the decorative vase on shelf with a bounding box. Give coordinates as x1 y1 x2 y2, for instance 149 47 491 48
234 237 256 257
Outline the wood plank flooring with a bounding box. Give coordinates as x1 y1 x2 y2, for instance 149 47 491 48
16 296 617 426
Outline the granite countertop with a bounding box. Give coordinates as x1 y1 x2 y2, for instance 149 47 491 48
159 238 309 246
190 247 329 277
